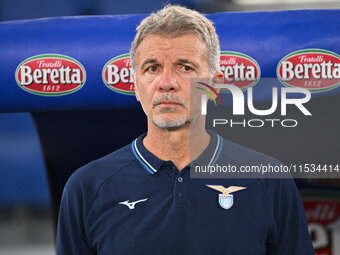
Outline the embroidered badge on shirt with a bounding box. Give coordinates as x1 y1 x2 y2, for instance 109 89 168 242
206 185 246 209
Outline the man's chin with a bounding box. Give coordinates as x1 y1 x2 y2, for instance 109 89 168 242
152 118 189 129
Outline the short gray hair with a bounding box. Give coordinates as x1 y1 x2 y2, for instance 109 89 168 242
130 5 220 75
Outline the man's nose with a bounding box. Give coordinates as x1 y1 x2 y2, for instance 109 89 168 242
158 68 178 92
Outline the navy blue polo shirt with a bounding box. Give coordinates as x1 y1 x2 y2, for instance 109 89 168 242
56 132 314 255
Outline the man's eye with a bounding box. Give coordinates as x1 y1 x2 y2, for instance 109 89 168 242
180 65 193 72
147 66 158 72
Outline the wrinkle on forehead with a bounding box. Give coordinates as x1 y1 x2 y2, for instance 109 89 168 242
135 34 209 68
142 33 202 49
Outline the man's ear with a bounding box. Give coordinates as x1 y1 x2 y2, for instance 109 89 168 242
212 71 224 94
212 71 224 84
133 73 140 102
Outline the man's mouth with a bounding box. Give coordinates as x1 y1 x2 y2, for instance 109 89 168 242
152 94 187 109
156 101 181 106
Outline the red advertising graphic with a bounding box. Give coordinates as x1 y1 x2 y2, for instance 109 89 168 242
304 200 340 255
219 51 261 90
277 49 340 92
15 54 86 96
102 53 135 95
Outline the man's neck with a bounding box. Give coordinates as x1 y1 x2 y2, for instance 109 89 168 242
143 120 210 171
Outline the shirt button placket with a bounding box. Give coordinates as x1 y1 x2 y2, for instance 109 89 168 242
175 172 185 204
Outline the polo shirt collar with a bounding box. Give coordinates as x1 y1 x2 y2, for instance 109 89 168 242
131 133 164 175
193 130 223 167
131 131 223 175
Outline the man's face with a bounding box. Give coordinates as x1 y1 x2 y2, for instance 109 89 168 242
134 33 211 129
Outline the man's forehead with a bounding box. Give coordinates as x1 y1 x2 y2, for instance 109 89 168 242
135 34 208 63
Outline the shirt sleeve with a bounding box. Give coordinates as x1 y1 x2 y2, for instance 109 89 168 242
265 178 315 255
56 174 95 255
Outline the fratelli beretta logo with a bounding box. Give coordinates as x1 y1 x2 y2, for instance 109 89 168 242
15 54 86 96
219 51 261 90
277 49 340 92
102 53 135 95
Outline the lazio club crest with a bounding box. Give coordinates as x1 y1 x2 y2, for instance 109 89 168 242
206 185 247 209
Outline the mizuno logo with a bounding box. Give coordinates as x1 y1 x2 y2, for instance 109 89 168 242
118 198 148 210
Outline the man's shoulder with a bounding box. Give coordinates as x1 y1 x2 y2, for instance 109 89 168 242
218 137 299 202
64 142 135 195
220 137 282 166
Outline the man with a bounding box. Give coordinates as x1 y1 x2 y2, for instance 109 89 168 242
56 5 314 254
